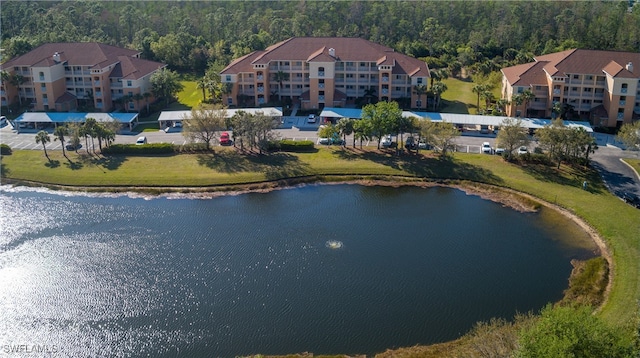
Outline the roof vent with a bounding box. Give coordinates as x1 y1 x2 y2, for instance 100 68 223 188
328 48 336 58
52 52 61 63
626 62 633 72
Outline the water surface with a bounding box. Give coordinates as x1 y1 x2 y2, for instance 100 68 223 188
0 184 597 357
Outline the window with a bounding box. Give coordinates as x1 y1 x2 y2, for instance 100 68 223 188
41 83 46 90
573 74 579 79
226 75 231 82
39 72 45 81
417 78 423 84
126 80 132 87
621 83 628 93
318 67 325 77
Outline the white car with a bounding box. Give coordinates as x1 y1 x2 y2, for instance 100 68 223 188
317 137 330 145
307 114 317 123
517 146 528 155
380 135 393 148
136 136 147 145
495 147 505 155
173 121 183 128
481 142 492 154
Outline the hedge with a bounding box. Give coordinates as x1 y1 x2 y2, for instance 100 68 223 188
101 143 176 155
270 139 315 152
0 144 12 155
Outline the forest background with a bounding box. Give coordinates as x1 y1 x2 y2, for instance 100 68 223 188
2 0 640 78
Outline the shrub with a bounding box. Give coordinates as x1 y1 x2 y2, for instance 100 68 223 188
101 143 176 155
0 143 12 155
278 139 315 152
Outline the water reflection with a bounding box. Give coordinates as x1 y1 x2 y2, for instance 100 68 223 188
0 184 597 356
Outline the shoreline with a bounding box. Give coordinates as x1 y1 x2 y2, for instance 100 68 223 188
1 175 612 311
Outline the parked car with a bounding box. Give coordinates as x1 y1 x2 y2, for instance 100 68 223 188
622 192 640 208
517 146 529 155
495 146 505 155
317 137 331 145
482 142 492 154
136 136 147 145
418 139 429 149
0 116 7 127
219 132 231 145
173 121 182 128
307 114 316 123
65 143 82 151
405 136 418 150
381 135 394 148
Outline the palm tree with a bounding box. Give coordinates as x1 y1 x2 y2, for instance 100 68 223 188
496 98 510 115
521 89 535 117
336 118 355 147
9 73 26 107
143 92 152 114
511 93 524 117
273 71 289 104
196 76 208 102
479 90 495 112
363 87 377 104
431 81 448 111
429 68 450 90
53 125 69 159
472 83 489 112
133 93 144 113
413 84 428 109
35 130 51 161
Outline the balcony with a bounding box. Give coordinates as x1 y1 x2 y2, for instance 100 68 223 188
621 88 628 94
381 88 389 95
96 102 103 109
553 89 561 95
596 81 606 87
381 77 389 83
94 81 101 86
318 71 325 77
318 83 325 89
617 113 624 119
257 75 263 81
95 92 102 98
619 100 626 106
257 87 264 93
318 95 325 101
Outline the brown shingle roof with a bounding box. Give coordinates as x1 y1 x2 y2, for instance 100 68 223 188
221 37 429 77
2 42 165 78
503 48 640 86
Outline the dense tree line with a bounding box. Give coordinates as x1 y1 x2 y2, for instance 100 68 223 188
2 1 639 75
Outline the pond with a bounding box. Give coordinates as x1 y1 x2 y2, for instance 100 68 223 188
0 184 597 357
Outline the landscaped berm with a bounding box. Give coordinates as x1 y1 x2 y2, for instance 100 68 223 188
1 146 638 357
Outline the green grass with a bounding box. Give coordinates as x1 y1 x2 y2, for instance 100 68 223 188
623 158 640 177
177 80 203 108
1 147 639 342
440 77 474 114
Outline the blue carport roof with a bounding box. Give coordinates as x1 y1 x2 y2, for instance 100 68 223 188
15 112 138 123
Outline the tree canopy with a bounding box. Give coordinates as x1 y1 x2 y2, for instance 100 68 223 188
2 1 639 74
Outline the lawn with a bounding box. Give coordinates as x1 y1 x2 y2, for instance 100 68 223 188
623 158 640 176
177 80 203 108
1 147 638 337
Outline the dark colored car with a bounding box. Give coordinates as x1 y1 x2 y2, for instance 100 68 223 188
65 143 82 151
622 192 640 208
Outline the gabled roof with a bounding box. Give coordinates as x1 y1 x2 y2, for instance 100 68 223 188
501 61 548 87
221 37 429 77
1 42 165 79
503 48 640 82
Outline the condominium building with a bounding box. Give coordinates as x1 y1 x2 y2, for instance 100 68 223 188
501 49 640 127
1 43 166 113
220 37 430 110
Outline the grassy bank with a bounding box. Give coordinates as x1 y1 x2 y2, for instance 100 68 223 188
1 147 639 348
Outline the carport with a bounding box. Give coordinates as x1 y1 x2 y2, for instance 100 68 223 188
12 112 139 133
158 107 283 128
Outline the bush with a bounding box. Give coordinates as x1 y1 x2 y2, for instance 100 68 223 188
279 139 315 152
269 139 315 152
101 143 176 155
0 143 12 155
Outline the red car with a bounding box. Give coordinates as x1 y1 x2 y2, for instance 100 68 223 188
219 132 231 146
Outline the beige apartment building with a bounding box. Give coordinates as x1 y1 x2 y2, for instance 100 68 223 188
220 37 430 110
1 43 166 113
501 49 640 128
